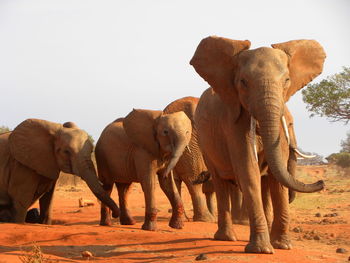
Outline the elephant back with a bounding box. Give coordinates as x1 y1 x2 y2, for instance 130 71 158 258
163 97 199 124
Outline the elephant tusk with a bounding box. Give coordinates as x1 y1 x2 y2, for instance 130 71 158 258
186 145 191 154
281 115 290 145
250 117 258 162
294 148 316 159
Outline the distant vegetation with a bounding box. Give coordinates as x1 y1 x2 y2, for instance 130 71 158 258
326 131 350 168
326 152 350 168
0 125 10 134
297 150 325 166
302 66 350 124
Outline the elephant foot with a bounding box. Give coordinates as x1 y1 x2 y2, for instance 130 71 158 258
100 208 112 226
100 219 113 226
193 212 216 222
142 211 157 231
99 214 113 226
120 212 136 225
214 227 237 241
245 232 274 254
271 235 292 250
169 216 184 229
142 220 157 231
169 205 185 229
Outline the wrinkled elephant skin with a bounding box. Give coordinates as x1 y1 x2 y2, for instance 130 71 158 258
191 36 326 253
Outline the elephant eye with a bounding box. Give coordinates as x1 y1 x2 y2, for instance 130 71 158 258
63 149 70 155
285 78 290 85
163 130 168 136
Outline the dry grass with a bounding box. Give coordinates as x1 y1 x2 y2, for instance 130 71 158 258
291 165 350 210
19 243 55 263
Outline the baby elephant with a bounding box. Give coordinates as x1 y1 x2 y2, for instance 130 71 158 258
95 109 192 231
0 119 119 223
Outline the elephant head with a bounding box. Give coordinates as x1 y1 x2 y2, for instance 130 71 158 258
123 109 192 176
9 119 119 217
190 36 326 193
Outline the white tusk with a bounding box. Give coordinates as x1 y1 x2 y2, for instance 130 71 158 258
294 148 316 159
281 115 290 145
186 145 191 154
250 117 258 162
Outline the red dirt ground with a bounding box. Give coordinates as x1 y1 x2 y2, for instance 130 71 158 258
0 166 349 263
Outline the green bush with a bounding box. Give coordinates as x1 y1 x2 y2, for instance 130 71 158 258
326 152 350 168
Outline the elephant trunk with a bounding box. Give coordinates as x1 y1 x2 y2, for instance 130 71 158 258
162 132 189 177
77 158 120 218
255 92 324 193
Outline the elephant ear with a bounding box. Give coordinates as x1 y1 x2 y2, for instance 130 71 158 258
271 39 326 101
9 119 61 180
123 109 162 158
190 36 251 120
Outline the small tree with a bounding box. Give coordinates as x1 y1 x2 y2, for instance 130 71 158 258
302 67 350 124
0 125 10 134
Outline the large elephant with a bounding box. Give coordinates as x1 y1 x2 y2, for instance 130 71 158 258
95 109 192 231
190 36 326 253
199 106 304 226
0 119 120 223
163 97 215 222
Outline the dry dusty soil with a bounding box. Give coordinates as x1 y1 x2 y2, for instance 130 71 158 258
0 165 349 263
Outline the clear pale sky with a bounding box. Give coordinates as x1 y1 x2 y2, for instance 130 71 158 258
0 0 349 157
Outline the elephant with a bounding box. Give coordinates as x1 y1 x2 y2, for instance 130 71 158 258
95 109 192 231
190 36 326 253
163 96 215 222
163 97 299 224
0 119 120 223
198 106 304 227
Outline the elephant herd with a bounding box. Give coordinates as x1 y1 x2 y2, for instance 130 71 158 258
0 36 326 254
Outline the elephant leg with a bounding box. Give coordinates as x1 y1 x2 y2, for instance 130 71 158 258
184 180 215 222
174 178 190 221
205 191 216 216
174 177 182 196
158 174 184 229
230 183 249 225
226 131 273 254
11 201 27 223
0 206 12 222
268 175 291 250
115 182 136 225
212 173 237 241
39 181 57 224
140 172 158 231
261 176 273 232
203 180 216 216
99 183 113 226
237 171 273 253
